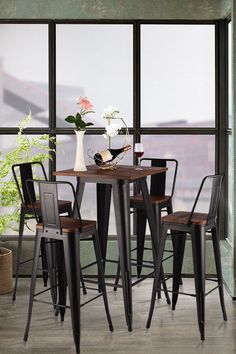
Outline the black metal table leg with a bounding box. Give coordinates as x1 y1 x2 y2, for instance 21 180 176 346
97 184 112 262
113 180 132 331
73 178 85 218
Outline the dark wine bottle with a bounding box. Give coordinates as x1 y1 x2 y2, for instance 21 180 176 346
94 144 131 166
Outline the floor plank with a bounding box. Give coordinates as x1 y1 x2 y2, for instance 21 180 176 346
0 278 235 354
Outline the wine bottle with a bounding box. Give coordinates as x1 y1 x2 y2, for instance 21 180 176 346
94 144 131 166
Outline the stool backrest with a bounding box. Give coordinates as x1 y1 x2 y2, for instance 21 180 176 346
26 180 82 234
140 158 178 197
188 174 224 226
38 181 61 233
12 162 47 205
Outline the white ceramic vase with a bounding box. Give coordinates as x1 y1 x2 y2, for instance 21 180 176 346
74 130 87 171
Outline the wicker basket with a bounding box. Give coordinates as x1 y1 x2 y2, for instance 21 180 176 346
0 247 12 294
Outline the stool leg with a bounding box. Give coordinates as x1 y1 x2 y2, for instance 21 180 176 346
153 204 162 300
12 208 25 301
23 232 41 342
63 234 81 354
113 257 121 291
136 209 147 277
160 266 171 305
146 224 168 329
68 207 86 295
211 227 227 321
80 269 87 295
167 203 183 286
57 241 67 321
191 225 206 341
93 231 113 331
172 232 186 310
139 179 170 306
113 208 147 291
40 238 49 287
44 238 58 309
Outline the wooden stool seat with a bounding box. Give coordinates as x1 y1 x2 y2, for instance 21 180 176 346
23 200 71 211
162 211 208 225
130 194 171 206
36 218 96 233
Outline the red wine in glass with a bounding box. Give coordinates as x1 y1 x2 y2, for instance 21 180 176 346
135 151 144 159
134 143 144 170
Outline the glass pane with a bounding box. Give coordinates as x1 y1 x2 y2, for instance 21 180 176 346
0 24 49 127
56 24 133 128
141 135 215 212
141 24 215 127
56 134 133 235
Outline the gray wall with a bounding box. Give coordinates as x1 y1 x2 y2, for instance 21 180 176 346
0 0 230 20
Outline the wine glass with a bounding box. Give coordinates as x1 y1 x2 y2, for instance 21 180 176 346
134 143 144 170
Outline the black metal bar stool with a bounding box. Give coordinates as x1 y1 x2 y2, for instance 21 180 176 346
12 162 87 302
146 174 227 340
23 180 113 354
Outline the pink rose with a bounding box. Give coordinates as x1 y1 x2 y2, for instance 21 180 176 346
78 96 93 112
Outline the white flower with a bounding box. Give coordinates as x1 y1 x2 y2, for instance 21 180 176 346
103 105 120 118
103 123 121 138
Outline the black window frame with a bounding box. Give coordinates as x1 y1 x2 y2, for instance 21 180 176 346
0 18 228 238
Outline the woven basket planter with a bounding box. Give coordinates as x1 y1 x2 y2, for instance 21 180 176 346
0 247 12 294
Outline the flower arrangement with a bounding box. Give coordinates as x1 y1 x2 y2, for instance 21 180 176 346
102 106 122 141
102 124 122 139
88 105 130 169
103 105 119 118
65 96 95 130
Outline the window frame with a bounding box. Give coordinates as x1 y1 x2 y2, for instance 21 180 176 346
0 18 228 238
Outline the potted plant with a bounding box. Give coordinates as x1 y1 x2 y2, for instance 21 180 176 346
0 112 56 294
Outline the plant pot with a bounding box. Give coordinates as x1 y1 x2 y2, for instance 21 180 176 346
0 247 12 294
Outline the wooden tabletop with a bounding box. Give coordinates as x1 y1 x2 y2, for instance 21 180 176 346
54 165 167 182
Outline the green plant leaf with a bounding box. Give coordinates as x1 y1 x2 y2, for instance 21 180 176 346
65 115 76 123
75 112 82 121
85 122 94 127
79 120 86 129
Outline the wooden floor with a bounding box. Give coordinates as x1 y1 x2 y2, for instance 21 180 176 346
0 278 235 354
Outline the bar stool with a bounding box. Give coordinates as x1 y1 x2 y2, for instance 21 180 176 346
146 174 227 340
23 180 113 354
114 158 178 297
11 162 86 303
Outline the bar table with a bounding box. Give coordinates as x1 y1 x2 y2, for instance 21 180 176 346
54 164 167 331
